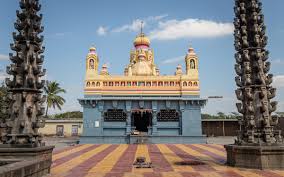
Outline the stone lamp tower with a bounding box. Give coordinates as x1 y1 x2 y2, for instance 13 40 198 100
0 0 54 175
225 0 284 169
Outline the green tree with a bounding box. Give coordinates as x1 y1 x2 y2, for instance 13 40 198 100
217 112 226 119
44 81 66 117
53 111 83 119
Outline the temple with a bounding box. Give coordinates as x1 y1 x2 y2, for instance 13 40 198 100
78 32 207 144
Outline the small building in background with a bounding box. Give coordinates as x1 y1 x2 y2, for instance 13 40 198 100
39 119 83 137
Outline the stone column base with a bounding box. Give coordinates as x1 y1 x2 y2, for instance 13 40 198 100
0 145 54 176
224 144 284 169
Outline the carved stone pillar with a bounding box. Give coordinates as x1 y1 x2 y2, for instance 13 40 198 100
126 111 131 134
152 111 158 135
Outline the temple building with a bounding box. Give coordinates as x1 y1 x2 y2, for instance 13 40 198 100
78 32 207 144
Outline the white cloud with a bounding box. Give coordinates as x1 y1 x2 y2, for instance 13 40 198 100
112 14 168 33
0 70 8 81
145 14 168 21
54 32 72 37
161 55 184 64
273 75 284 88
0 54 9 61
149 18 234 40
112 19 145 33
97 26 108 36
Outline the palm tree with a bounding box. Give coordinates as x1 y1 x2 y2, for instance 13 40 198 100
44 81 66 117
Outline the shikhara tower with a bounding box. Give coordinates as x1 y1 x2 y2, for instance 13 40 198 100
79 31 207 144
225 0 284 169
1 0 46 147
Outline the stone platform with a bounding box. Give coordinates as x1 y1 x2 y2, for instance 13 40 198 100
0 145 54 177
50 144 284 177
225 144 284 169
80 135 206 144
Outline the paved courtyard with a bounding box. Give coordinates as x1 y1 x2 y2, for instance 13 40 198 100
49 144 284 177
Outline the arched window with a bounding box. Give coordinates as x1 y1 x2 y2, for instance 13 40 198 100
164 82 169 86
86 82 90 87
89 59 94 69
190 59 195 69
96 82 100 87
183 82 187 87
189 82 193 86
152 82 157 86
176 82 180 86
121 82 126 86
158 82 163 86
92 82 96 86
109 82 114 86
103 82 107 86
170 82 174 86
132 82 137 86
115 82 119 86
146 82 151 86
127 82 131 86
194 82 198 86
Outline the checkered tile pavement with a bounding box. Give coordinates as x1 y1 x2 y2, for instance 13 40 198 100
50 144 284 177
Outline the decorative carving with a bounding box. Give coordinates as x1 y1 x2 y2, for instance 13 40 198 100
2 0 46 147
234 0 282 145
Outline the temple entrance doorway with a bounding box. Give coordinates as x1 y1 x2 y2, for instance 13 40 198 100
132 110 152 133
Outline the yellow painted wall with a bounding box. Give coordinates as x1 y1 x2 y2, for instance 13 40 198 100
39 121 83 137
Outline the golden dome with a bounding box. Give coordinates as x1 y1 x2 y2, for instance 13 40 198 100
134 33 150 47
89 46 96 52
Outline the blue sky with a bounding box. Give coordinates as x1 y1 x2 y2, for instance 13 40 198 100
0 0 283 115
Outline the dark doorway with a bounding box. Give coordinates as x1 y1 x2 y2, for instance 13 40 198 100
132 111 152 132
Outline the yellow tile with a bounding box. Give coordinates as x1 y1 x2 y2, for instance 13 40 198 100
233 170 263 177
88 144 128 173
199 172 223 177
132 144 153 173
156 144 195 172
123 172 144 177
51 144 111 176
192 144 226 157
161 172 183 177
270 170 284 176
175 144 230 171
209 144 225 150
53 144 94 161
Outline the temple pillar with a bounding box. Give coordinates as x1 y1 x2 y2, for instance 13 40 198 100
152 111 158 135
126 111 131 134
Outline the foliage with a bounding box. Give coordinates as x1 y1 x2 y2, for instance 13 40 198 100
44 81 66 117
202 112 240 119
51 111 83 119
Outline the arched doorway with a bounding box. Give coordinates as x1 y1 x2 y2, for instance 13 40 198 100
132 110 152 132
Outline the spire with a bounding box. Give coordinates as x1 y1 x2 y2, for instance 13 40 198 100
140 21 144 35
234 0 281 145
3 0 46 147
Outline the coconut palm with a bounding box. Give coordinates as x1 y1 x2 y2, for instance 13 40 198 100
44 81 66 117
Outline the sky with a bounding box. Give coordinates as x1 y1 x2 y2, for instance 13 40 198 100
0 0 284 115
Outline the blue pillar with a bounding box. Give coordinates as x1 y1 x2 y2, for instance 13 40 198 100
152 111 158 135
126 111 131 134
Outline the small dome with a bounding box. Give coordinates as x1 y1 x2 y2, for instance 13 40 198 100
188 47 196 55
134 33 150 47
89 46 96 54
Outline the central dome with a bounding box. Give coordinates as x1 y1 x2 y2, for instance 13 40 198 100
134 33 150 47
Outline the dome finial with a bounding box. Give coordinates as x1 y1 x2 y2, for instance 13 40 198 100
140 21 144 35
